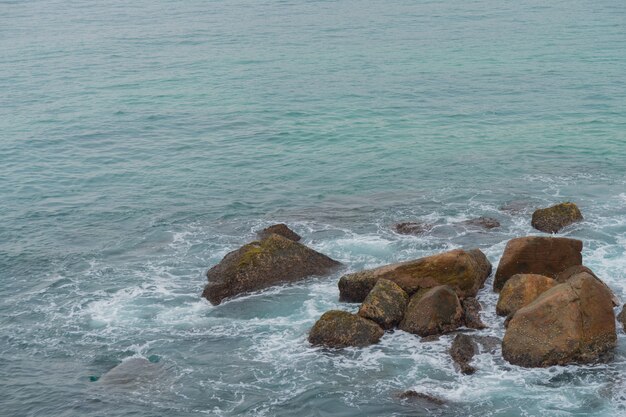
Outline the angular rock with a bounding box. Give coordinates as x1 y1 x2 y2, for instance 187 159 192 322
399 286 463 337
394 222 432 235
556 265 619 306
203 234 340 305
449 334 477 375
493 236 582 292
462 217 501 229
496 274 557 317
502 273 616 367
531 202 583 233
357 279 408 330
462 297 486 329
339 248 491 303
257 223 301 242
308 310 384 348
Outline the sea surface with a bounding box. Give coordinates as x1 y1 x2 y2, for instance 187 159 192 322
1 0 626 416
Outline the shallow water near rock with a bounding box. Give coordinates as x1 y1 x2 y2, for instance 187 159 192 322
1 0 626 416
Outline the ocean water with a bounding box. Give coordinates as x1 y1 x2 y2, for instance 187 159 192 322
1 0 626 415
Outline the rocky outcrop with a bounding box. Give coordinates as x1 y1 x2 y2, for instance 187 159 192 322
394 222 433 235
257 223 301 241
493 236 582 292
531 202 583 233
357 279 408 330
339 248 491 303
555 265 619 306
462 297 486 329
203 234 340 305
496 274 557 317
308 310 384 348
461 217 501 229
502 273 616 367
399 286 463 337
449 334 477 375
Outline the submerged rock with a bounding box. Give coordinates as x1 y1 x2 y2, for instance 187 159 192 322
531 202 583 233
462 297 486 329
449 333 477 375
358 279 408 330
98 357 164 386
618 306 626 332
394 222 433 235
493 236 582 292
496 274 556 317
399 285 463 337
500 200 536 214
203 234 340 305
308 310 384 348
461 217 501 229
339 248 491 303
257 223 301 242
396 390 446 406
502 273 616 367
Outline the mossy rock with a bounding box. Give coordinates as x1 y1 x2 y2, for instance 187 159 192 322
399 285 463 337
531 202 583 233
338 248 491 303
496 274 557 317
358 279 408 329
308 310 384 348
257 223 301 242
203 234 340 305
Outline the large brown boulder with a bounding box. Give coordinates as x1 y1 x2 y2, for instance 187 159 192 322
502 273 616 367
399 285 463 337
496 274 557 317
203 234 340 305
257 223 301 241
358 279 408 330
531 202 583 233
556 265 619 306
308 310 384 348
339 248 491 303
493 236 582 292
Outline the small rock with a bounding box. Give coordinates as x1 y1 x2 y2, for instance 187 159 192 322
531 202 583 233
257 223 301 241
339 248 492 303
394 222 433 235
500 200 535 214
358 279 408 330
449 334 477 375
493 236 582 292
396 390 446 406
462 297 486 329
496 274 557 317
399 286 463 337
308 310 384 348
462 217 501 229
502 273 616 367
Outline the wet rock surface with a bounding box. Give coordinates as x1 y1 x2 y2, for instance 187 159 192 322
531 202 583 233
308 310 384 348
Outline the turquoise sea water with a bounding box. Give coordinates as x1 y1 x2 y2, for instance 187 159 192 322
1 0 626 415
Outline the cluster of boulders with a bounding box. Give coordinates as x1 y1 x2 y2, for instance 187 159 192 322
202 202 623 373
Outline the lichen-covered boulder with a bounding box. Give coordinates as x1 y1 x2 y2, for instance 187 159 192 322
399 285 463 337
308 310 384 348
358 279 408 330
493 236 582 292
449 333 477 375
462 297 486 329
203 234 340 305
257 223 301 241
531 202 583 233
555 265 619 306
394 222 432 235
339 248 491 303
496 274 557 317
502 273 616 367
